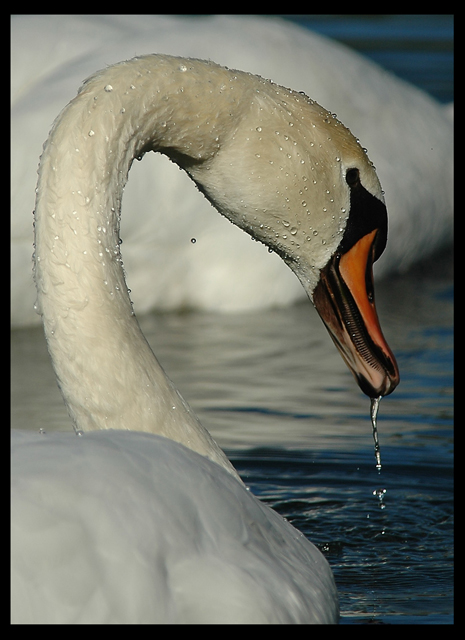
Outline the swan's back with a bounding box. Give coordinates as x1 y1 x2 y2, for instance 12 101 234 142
11 430 338 624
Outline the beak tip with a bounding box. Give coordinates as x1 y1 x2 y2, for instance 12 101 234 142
356 362 400 399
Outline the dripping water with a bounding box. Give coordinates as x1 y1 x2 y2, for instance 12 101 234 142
370 396 382 470
370 396 386 509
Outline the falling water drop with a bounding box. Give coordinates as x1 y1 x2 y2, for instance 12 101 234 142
373 487 387 510
370 396 382 471
190 238 197 244
370 397 387 508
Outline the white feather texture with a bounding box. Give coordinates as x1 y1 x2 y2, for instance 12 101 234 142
11 430 338 624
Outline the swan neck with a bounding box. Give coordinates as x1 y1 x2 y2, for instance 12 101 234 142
33 55 243 478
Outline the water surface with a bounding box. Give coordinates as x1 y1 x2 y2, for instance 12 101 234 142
11 251 453 623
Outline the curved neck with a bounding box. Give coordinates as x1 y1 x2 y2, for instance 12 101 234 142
33 54 361 477
33 56 250 477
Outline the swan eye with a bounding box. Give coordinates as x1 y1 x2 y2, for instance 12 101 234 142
345 168 360 188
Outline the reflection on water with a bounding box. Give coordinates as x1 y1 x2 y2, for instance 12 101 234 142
11 251 453 623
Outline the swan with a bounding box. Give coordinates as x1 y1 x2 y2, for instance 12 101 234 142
11 14 453 325
11 54 399 624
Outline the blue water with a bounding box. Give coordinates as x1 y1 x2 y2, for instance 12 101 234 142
11 15 453 624
234 445 453 624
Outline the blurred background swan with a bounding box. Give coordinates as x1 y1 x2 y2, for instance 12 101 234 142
11 14 453 326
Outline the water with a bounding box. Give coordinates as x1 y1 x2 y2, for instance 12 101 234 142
11 251 454 623
11 15 453 624
370 396 383 470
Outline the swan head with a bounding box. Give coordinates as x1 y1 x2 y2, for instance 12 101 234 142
43 55 398 400
185 77 399 398
310 162 400 399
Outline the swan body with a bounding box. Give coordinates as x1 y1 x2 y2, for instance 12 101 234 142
12 53 400 623
11 430 337 624
11 15 453 325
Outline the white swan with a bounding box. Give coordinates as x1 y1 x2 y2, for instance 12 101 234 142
11 54 399 624
11 15 453 325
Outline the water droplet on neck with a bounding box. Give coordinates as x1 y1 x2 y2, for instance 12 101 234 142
104 84 113 92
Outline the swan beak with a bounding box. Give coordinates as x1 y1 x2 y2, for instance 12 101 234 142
313 229 399 398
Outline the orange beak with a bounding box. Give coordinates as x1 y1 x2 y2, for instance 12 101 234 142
313 229 399 398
